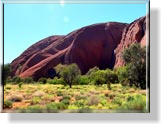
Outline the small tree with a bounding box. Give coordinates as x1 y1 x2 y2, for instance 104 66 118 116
54 64 66 77
121 43 146 89
104 69 118 90
104 69 118 83
59 63 81 88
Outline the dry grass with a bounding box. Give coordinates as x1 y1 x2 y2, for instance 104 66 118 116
3 83 148 113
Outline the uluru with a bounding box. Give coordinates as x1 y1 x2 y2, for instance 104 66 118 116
10 16 147 80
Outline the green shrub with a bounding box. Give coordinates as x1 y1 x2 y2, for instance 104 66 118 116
18 82 23 89
54 64 66 76
63 96 70 100
31 97 41 105
11 76 23 84
46 103 59 113
56 91 63 96
46 102 68 112
100 99 108 106
86 66 99 76
92 70 106 85
61 99 70 105
38 77 47 84
74 100 85 108
112 96 123 106
23 77 34 84
119 94 146 112
104 69 118 90
18 105 45 113
104 69 118 84
47 77 65 85
4 100 13 108
116 66 129 86
77 75 90 85
56 63 81 88
88 69 118 86
121 43 146 89
60 96 70 105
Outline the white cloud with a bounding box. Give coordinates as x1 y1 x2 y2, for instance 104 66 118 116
60 0 65 7
63 16 69 23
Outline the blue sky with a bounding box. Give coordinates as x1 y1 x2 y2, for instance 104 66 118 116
4 3 147 64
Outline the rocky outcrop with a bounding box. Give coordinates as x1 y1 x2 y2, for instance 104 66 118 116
11 22 127 80
11 35 64 76
114 16 147 67
10 16 147 80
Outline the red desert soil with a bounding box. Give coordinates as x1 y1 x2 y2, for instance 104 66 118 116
11 16 147 80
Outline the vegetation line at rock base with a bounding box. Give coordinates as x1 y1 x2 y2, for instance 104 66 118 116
3 43 148 113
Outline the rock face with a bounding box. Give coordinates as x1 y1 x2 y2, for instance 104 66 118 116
11 35 64 76
11 22 127 80
10 16 147 80
114 16 147 67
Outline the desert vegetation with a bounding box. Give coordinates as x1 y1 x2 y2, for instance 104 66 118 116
3 43 148 113
4 83 146 113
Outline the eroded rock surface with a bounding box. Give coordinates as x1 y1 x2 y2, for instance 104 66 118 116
11 16 147 80
114 16 147 67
